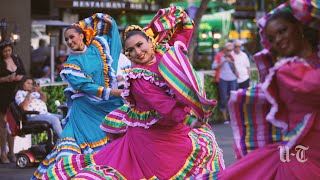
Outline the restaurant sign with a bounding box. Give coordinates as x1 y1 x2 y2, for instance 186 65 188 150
71 1 159 11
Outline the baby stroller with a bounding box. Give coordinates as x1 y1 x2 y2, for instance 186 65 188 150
7 102 56 168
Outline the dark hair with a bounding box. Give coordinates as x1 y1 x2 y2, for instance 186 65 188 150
39 39 46 47
125 30 148 42
16 76 34 91
266 10 299 27
0 40 13 54
64 25 86 44
266 10 319 50
0 41 13 63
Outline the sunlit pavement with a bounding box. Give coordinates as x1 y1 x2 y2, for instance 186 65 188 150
0 123 236 179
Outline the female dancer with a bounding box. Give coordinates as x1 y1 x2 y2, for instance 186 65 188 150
32 13 124 179
195 1 320 179
44 6 225 179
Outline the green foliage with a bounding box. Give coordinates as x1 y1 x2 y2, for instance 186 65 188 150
250 68 259 84
265 0 287 12
204 75 222 122
192 55 213 70
31 131 48 145
32 84 67 145
42 84 67 113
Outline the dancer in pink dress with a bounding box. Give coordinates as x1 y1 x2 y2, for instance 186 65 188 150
43 6 225 179
194 1 320 179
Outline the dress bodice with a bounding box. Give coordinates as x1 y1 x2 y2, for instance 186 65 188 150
265 58 320 131
129 59 165 111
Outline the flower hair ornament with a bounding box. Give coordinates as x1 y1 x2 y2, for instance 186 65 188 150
124 25 144 40
72 23 97 46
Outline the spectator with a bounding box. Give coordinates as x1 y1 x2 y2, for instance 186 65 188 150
0 40 25 163
232 40 251 89
212 50 224 83
55 50 68 82
212 42 238 124
34 66 51 85
31 39 50 78
15 77 62 136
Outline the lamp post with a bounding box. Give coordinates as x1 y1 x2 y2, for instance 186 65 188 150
0 18 20 44
11 24 20 43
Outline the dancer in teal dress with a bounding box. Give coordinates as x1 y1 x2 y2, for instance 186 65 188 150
31 13 124 179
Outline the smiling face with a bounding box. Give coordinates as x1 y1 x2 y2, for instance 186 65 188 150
125 34 154 65
64 28 85 51
265 18 303 57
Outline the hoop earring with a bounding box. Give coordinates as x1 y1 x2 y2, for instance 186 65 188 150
79 43 83 50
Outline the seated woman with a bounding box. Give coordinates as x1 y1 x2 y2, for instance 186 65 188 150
15 77 62 136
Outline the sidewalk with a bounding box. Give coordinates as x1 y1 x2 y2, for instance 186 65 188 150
0 123 236 179
211 123 236 167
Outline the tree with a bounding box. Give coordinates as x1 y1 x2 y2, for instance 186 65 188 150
188 0 211 63
265 0 287 11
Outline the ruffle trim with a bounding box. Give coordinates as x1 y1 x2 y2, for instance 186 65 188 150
91 37 116 89
101 104 160 132
228 86 282 159
280 113 313 152
261 57 310 131
170 124 225 179
61 66 107 102
43 154 128 180
121 68 173 106
60 64 92 84
43 124 224 180
32 135 109 180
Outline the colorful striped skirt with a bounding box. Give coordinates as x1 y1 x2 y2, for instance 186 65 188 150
43 123 225 179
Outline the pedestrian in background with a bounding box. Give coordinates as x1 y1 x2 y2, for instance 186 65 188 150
212 42 238 124
212 49 224 83
0 40 25 163
30 39 50 78
231 40 250 89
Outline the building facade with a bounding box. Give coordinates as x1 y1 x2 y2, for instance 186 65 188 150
0 0 31 73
